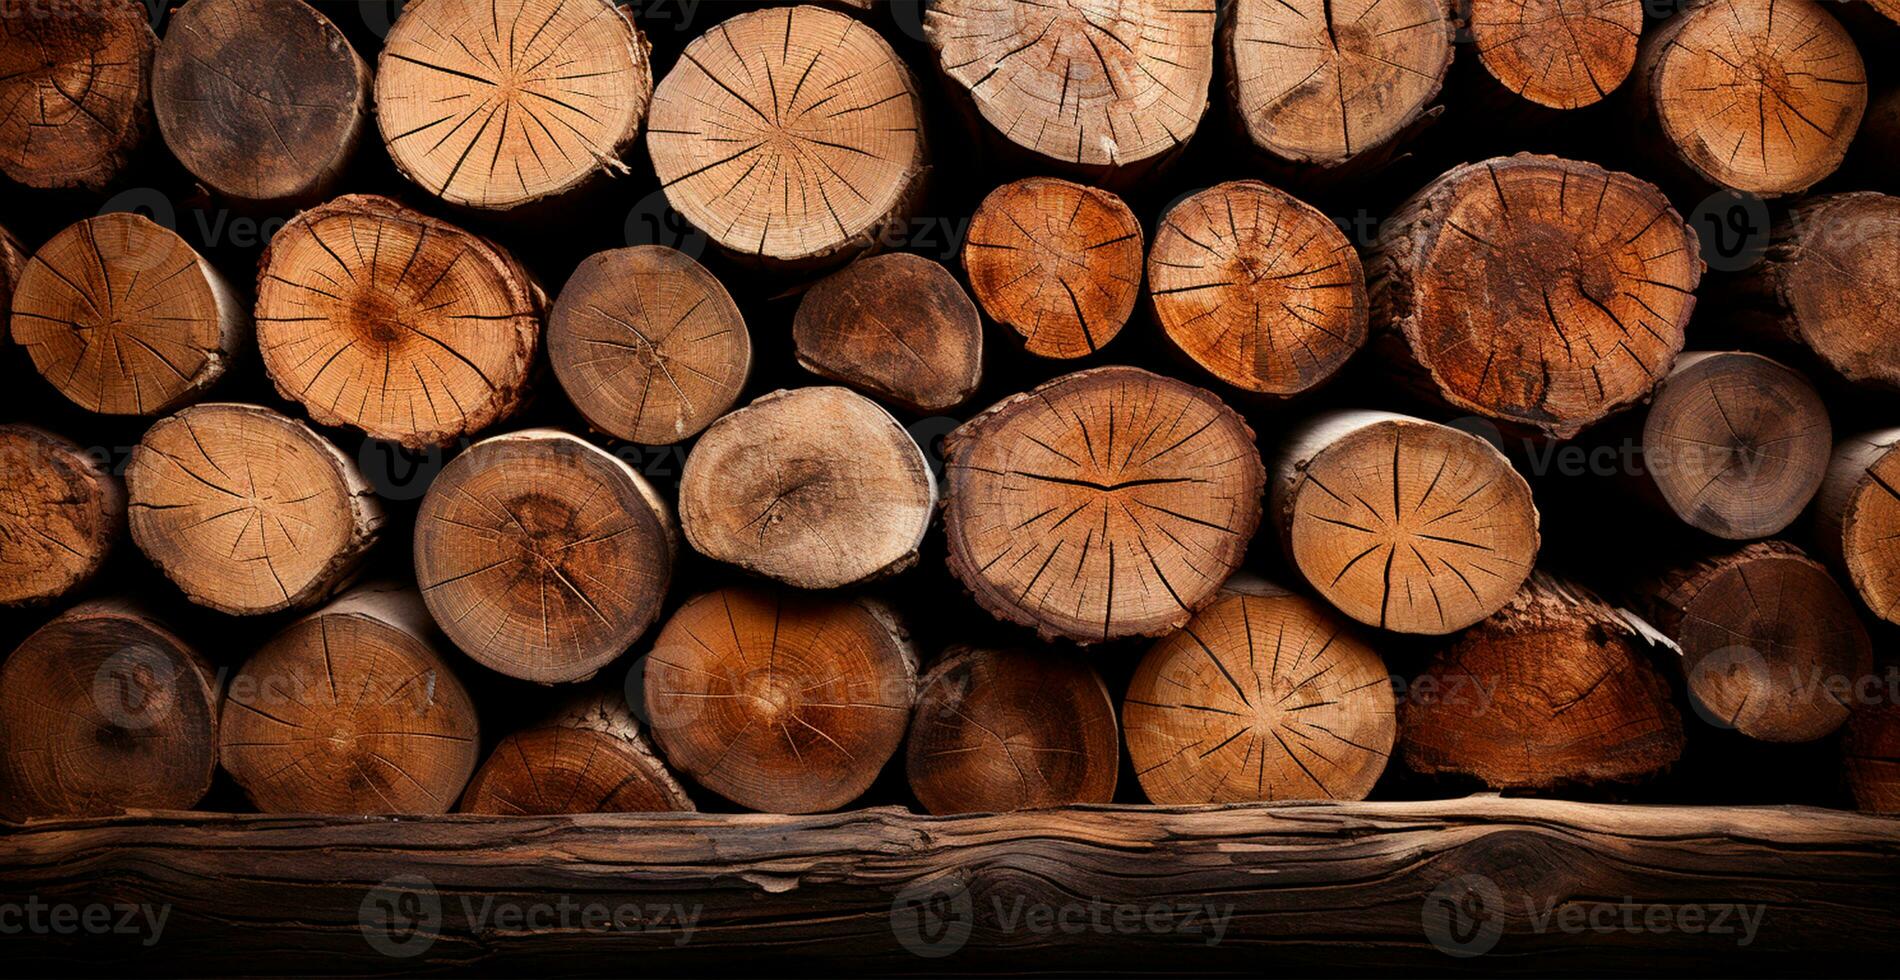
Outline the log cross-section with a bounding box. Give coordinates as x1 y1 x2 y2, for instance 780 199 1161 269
2 800 1896 974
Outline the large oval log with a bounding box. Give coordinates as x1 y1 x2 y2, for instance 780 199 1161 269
0 0 154 190
10 213 248 415
375 0 653 210
254 194 542 447
646 4 925 271
0 600 218 821
152 0 371 207
1368 154 1702 439
942 366 1265 643
219 584 480 814
1125 585 1396 804
459 690 693 815
0 425 125 608
642 587 918 814
415 429 675 684
1401 573 1685 789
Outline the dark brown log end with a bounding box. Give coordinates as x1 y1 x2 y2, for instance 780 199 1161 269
1760 193 1900 388
1843 699 1900 814
0 424 124 608
0 0 154 190
459 691 693 814
1816 429 1900 625
793 253 982 413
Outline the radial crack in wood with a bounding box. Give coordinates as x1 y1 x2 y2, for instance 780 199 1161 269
1149 179 1367 395
125 402 383 616
1402 572 1686 789
547 244 751 445
679 386 934 589
0 0 154 190
1813 429 1900 626
376 0 653 210
942 366 1265 644
11 212 248 416
0 600 218 821
0 424 125 608
906 646 1118 814
793 252 982 413
459 690 693 814
1469 0 1642 110
641 587 918 814
254 194 542 448
219 584 479 814
1368 154 1702 439
963 178 1143 360
646 4 926 271
415 429 675 685
1634 0 1865 197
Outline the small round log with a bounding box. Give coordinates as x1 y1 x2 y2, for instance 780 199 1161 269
792 253 982 413
646 4 925 271
254 194 543 448
1368 153 1702 439
152 0 371 207
1633 0 1865 197
459 690 693 815
415 429 675 684
0 600 219 821
0 0 154 190
642 587 918 814
375 0 653 210
1124 585 1396 805
1148 179 1367 395
1636 351 1830 540
125 402 383 616
1813 428 1900 625
0 425 125 608
11 212 248 415
1728 192 1900 389
219 584 480 814
1468 0 1642 110
923 0 1215 182
1633 540 1872 743
906 646 1118 815
1222 0 1453 169
942 366 1265 644
546 245 751 445
962 178 1143 360
1402 573 1686 789
1844 701 1900 814
679 386 934 589
1270 410 1540 634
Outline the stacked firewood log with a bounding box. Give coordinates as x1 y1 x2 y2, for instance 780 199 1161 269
2 0 1899 823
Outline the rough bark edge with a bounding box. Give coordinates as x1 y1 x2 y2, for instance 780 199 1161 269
0 423 127 608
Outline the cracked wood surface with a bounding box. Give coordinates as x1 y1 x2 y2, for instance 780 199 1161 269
0 424 125 608
1634 0 1866 197
1149 179 1366 395
217 583 479 814
924 0 1215 177
1633 540 1872 743
679 386 934 589
125 402 383 616
941 366 1264 644
1845 698 1900 814
375 0 653 210
459 689 693 815
646 4 925 269
0 222 23 317
0 600 218 821
964 177 1142 360
253 194 542 448
1402 572 1686 789
1814 427 1900 626
641 586 918 814
906 645 1118 814
414 428 675 684
1734 191 1900 388
1368 153 1702 440
1125 587 1396 804
1637 351 1830 540
1469 0 1642 109
0 0 153 190
151 0 371 206
548 244 751 445
1223 0 1453 167
792 252 982 413
9 212 247 416
1271 411 1539 635
12 797 1894 974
